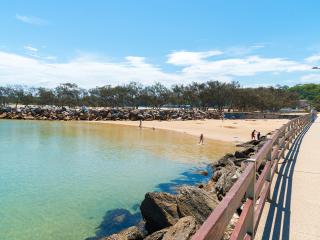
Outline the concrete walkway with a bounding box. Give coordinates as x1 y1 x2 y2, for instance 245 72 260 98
255 117 320 240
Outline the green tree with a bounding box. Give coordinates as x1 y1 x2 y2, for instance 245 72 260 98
55 83 81 107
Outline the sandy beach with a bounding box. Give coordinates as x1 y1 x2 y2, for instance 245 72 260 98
97 119 290 144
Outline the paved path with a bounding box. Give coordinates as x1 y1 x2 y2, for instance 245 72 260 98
256 117 320 240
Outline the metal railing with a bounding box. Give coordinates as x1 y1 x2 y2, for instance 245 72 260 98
192 114 312 240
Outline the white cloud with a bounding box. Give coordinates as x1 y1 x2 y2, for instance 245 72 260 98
24 45 38 52
125 56 149 67
0 51 178 88
15 14 47 25
305 54 320 63
167 50 223 66
0 50 313 88
180 56 310 79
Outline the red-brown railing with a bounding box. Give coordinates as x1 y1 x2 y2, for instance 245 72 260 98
192 113 312 240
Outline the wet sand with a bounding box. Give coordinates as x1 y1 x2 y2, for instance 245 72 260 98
96 119 290 144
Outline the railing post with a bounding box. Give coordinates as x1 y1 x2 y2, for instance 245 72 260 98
245 159 256 238
276 129 285 173
291 122 295 143
266 149 272 201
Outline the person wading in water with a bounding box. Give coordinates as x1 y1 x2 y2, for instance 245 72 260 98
199 133 204 145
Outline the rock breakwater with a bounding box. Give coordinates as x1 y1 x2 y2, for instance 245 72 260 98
0 106 220 121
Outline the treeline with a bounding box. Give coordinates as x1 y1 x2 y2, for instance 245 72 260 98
0 81 299 111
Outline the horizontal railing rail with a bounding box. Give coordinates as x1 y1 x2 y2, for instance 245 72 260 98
192 113 312 240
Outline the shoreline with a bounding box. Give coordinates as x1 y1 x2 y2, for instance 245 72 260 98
0 106 298 143
103 134 271 240
93 118 289 143
1 117 290 143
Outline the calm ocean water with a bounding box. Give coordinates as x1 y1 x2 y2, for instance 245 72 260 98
0 120 233 240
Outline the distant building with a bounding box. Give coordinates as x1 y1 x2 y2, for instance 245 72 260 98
279 100 311 113
298 100 311 110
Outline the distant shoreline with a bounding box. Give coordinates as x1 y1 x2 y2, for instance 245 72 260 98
0 106 295 142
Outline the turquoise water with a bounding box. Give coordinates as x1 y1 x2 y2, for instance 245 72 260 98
0 120 233 240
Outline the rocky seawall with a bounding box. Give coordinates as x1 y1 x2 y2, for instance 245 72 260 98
100 137 268 240
0 106 302 121
0 107 220 121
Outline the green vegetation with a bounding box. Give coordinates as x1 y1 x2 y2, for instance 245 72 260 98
289 84 320 110
0 81 300 111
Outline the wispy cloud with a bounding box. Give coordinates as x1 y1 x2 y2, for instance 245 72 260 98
225 44 265 56
24 45 38 52
23 45 56 61
15 14 47 25
300 74 320 83
0 50 314 88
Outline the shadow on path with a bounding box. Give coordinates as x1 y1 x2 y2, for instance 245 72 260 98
261 122 312 240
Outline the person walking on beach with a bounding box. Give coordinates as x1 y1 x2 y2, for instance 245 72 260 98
251 130 256 140
199 133 204 145
139 119 142 128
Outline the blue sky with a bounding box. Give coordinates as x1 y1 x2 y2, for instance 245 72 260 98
1 0 320 88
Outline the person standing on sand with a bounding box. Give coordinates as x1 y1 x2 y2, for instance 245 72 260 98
251 130 256 140
199 133 204 145
139 119 142 128
257 131 261 140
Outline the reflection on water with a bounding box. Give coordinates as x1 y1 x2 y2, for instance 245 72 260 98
86 165 213 240
85 209 142 240
0 120 233 240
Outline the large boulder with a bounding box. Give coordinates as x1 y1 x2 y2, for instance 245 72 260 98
144 229 168 240
194 170 208 176
0 113 7 119
237 139 260 148
102 226 144 240
211 154 236 170
176 186 218 224
145 217 198 240
79 113 89 120
214 165 238 200
162 216 198 240
234 150 250 159
140 192 179 233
